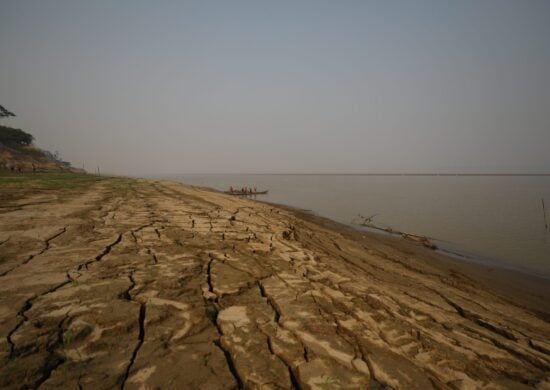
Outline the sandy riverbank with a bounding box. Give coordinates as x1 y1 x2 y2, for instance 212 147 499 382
0 174 549 389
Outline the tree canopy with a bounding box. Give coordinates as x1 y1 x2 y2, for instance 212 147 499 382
0 126 34 147
0 105 16 118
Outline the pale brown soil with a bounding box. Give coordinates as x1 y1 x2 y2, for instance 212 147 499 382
0 177 549 389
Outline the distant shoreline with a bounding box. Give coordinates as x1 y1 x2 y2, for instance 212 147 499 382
268 173 550 176
168 172 550 176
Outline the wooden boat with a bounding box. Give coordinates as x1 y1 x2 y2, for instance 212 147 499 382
224 190 268 196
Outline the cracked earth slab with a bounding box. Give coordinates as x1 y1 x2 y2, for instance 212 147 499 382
0 175 549 389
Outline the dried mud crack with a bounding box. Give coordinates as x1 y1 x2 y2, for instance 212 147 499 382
0 226 67 277
121 303 146 390
0 176 549 389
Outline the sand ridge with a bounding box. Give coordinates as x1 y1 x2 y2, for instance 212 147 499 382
0 177 549 389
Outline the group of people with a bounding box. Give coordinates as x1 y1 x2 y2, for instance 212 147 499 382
228 186 257 194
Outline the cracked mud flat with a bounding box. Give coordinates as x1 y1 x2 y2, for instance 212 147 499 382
0 176 549 389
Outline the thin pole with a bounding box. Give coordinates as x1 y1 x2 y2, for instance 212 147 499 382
543 198 549 231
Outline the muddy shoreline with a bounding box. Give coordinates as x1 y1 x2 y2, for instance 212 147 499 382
1 174 549 389
290 205 550 322
195 183 550 320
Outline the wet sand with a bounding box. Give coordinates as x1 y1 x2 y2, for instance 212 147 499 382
0 175 549 389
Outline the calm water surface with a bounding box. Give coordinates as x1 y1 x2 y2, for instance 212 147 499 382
160 174 550 279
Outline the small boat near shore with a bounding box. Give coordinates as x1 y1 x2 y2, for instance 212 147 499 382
224 190 268 196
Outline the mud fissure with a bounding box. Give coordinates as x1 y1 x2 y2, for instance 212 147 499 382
32 314 70 389
1 226 67 277
8 279 71 359
77 233 123 271
214 340 243 389
120 303 146 390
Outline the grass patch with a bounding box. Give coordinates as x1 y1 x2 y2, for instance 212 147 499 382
0 172 103 189
0 171 144 209
0 171 135 206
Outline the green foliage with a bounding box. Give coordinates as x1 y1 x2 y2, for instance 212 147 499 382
0 105 16 118
0 125 34 147
19 147 48 159
318 375 341 389
63 329 74 348
58 329 74 363
0 172 104 190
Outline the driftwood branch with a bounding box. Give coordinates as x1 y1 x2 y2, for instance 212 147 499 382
353 213 437 250
355 213 378 224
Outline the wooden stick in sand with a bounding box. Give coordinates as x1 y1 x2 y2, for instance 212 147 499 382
543 198 549 231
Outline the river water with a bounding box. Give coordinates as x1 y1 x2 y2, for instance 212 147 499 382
160 174 550 279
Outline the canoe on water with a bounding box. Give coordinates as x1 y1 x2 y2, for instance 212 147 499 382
224 190 268 195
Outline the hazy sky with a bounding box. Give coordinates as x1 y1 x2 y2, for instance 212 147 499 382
1 0 549 174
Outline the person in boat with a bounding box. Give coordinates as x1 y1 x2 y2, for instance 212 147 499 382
229 186 234 193
253 187 257 193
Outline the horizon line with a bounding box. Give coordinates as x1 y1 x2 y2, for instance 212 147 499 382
156 172 550 177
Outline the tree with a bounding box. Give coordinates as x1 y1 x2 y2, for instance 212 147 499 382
0 126 34 147
0 105 16 118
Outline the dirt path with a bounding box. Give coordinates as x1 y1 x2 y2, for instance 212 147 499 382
0 177 549 389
